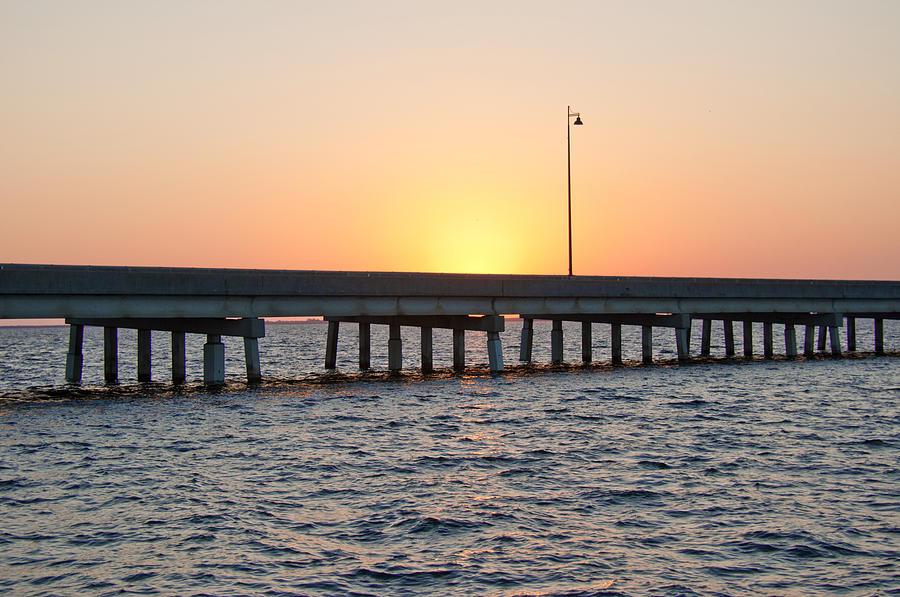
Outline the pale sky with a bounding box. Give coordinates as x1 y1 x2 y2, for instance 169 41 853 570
2 0 899 278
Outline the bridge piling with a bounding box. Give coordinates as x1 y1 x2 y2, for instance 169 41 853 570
519 318 533 363
65 324 84 383
359 323 371 370
104 327 118 383
388 324 402 372
743 321 754 358
137 329 151 382
581 322 592 363
724 321 735 356
611 323 623 365
172 332 186 384
804 325 815 356
846 317 856 351
817 326 828 351
420 327 433 373
763 323 774 359
675 326 690 363
785 324 798 358
641 325 653 364
325 321 339 370
487 331 504 373
701 319 712 356
244 337 261 382
828 323 842 356
551 320 564 364
452 329 465 370
875 318 884 354
203 334 225 385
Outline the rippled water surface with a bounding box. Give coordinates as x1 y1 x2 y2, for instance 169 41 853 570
1 321 898 595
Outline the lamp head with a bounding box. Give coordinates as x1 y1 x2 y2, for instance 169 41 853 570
573 116 583 125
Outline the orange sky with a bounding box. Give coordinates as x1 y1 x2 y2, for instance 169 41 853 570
2 1 899 279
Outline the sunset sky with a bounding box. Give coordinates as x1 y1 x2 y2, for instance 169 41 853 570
2 1 899 279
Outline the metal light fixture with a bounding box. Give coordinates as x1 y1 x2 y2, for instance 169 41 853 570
567 106 584 276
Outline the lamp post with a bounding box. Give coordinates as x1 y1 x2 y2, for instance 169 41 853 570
567 106 583 277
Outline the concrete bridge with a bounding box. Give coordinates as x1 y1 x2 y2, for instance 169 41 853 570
1 264 897 385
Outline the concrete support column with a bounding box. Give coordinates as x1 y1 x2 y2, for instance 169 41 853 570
65 324 84 383
700 319 712 357
325 321 339 370
846 317 856 352
171 331 186 384
684 318 692 354
785 324 798 359
817 326 827 351
675 327 689 363
804 325 815 357
487 331 504 373
389 324 403 372
724 321 735 357
137 329 151 382
244 337 261 382
452 328 465 371
763 323 774 359
611 323 622 365
421 327 433 373
359 323 371 370
581 321 592 364
828 324 842 357
743 321 753 358
551 320 563 364
875 318 884 354
641 325 653 365
203 334 225 386
519 318 534 363
104 326 118 383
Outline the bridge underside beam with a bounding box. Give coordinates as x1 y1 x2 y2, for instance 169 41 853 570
325 315 504 332
522 313 691 328
66 317 265 338
691 312 843 326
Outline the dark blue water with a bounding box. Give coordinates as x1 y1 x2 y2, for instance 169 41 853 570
1 321 898 595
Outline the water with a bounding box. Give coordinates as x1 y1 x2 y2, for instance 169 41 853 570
1 321 898 595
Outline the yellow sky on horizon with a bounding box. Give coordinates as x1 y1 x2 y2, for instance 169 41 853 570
2 1 899 280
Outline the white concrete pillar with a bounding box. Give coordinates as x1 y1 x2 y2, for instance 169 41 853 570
700 319 712 357
846 317 856 352
325 321 339 369
581 321 592 364
203 334 225 385
519 318 533 362
611 323 622 365
487 331 504 373
641 325 653 365
675 326 690 363
784 324 797 358
137 329 151 382
724 321 735 357
817 325 827 351
684 318 692 354
171 331 186 384
359 322 371 370
551 320 563 364
763 323 774 359
452 328 465 371
388 324 403 372
421 327 433 373
65 324 84 383
104 326 118 383
804 324 815 357
244 337 261 382
875 318 884 354
743 321 753 357
828 324 842 356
